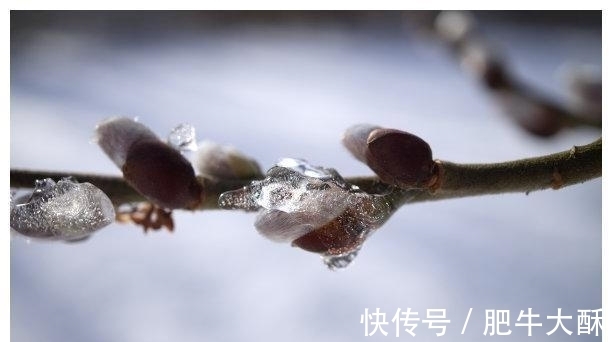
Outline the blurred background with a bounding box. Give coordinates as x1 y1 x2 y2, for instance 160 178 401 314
10 11 601 342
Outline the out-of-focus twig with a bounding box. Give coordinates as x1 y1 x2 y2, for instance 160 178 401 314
412 11 602 137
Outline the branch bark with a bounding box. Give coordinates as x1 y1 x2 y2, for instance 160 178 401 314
10 138 601 209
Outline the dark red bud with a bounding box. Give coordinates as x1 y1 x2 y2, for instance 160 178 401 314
482 60 512 90
343 125 436 189
366 128 436 189
516 104 563 137
123 139 202 209
498 93 564 137
291 209 363 255
96 117 203 209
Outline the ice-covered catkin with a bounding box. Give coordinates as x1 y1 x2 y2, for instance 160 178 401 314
10 178 115 241
219 158 405 269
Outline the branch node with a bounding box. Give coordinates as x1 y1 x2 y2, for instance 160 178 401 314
551 168 564 190
427 160 444 193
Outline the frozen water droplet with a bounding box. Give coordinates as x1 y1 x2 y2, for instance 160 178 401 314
323 248 361 270
219 158 408 269
10 178 115 241
168 123 197 152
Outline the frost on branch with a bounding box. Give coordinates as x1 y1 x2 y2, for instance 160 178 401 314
219 158 404 269
10 178 115 241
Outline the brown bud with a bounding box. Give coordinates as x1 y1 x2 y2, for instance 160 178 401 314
497 92 563 137
343 125 436 189
366 128 436 189
482 60 512 90
460 41 512 90
96 117 202 209
122 139 202 209
291 209 363 255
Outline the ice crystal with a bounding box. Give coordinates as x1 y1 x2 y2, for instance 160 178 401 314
168 123 197 152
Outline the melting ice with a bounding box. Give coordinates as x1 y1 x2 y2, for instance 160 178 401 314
219 158 400 270
10 178 115 241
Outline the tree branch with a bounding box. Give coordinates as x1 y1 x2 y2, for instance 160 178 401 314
10 139 601 209
413 138 601 202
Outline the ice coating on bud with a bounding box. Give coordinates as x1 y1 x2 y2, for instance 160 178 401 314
95 117 159 168
10 178 115 241
219 158 400 269
168 123 197 152
219 158 358 214
194 141 263 180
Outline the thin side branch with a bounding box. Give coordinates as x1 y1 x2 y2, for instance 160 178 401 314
10 139 601 209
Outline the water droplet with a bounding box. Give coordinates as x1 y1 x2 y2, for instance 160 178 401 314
323 248 361 270
168 123 197 152
10 178 115 241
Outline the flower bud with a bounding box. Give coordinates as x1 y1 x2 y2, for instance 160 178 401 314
367 128 436 188
496 92 563 137
95 117 202 209
342 124 381 164
343 125 436 189
563 64 602 118
291 202 365 255
434 11 475 45
10 177 115 241
194 140 263 180
460 41 512 90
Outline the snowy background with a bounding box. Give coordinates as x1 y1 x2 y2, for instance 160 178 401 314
10 11 601 341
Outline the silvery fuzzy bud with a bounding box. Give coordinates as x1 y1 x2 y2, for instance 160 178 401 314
194 140 263 180
95 117 202 209
434 11 475 45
